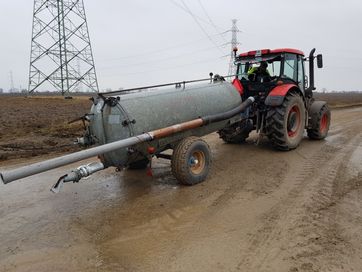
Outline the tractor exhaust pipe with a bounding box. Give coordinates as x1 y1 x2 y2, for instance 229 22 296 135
0 97 254 185
306 48 316 96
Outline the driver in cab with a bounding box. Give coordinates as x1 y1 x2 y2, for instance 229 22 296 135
247 61 271 82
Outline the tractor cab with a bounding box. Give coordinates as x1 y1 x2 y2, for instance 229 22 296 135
236 49 305 90
234 49 309 100
233 48 323 102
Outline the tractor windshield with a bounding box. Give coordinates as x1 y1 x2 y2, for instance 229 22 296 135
236 55 282 81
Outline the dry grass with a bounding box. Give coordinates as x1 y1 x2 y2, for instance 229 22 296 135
0 92 361 161
0 96 91 161
314 92 362 107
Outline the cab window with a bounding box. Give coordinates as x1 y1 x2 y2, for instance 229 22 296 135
283 53 298 82
269 59 281 78
236 63 249 80
297 55 304 90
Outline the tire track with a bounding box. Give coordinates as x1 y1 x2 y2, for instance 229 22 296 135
236 132 361 271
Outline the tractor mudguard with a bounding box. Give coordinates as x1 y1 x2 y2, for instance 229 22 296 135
265 84 298 106
232 78 244 95
308 100 327 128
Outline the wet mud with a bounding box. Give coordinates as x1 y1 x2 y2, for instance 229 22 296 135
1 107 362 272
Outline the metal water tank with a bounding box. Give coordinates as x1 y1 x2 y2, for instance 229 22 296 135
89 81 241 167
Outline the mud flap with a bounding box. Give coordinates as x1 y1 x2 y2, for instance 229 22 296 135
265 95 285 106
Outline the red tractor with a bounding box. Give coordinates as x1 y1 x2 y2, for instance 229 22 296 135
219 48 331 150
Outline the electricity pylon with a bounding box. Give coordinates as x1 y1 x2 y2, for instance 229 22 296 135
227 19 240 77
28 0 99 94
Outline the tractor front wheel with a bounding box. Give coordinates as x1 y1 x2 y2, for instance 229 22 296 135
218 119 252 144
266 92 306 150
307 104 331 139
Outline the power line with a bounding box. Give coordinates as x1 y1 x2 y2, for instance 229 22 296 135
197 0 216 27
169 0 226 54
97 33 226 62
169 0 219 29
179 0 225 54
197 0 226 41
98 45 222 70
101 56 224 77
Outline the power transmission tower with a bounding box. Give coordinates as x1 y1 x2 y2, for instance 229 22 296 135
227 19 240 77
9 71 15 93
28 0 99 95
75 57 83 92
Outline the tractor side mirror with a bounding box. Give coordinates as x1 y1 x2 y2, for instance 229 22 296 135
317 54 323 68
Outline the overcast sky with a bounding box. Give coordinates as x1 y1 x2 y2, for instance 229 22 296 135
0 0 361 92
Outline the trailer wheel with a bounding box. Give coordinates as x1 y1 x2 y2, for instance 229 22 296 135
265 91 305 150
128 158 149 169
307 104 331 139
171 137 211 185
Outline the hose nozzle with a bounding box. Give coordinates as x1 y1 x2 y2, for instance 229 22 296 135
50 162 105 193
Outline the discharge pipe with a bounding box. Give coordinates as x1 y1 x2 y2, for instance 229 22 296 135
0 97 254 185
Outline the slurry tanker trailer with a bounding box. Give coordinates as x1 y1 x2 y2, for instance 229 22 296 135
0 48 330 192
1 76 255 192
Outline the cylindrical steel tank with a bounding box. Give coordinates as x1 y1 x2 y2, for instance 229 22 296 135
89 81 242 167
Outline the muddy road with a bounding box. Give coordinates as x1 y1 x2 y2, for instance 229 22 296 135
0 106 361 272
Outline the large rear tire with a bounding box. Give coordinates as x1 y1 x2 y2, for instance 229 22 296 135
265 92 305 150
307 104 331 139
171 137 211 185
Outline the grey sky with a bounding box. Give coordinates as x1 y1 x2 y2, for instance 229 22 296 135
0 0 361 92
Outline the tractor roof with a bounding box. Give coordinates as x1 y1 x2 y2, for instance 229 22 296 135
239 48 304 58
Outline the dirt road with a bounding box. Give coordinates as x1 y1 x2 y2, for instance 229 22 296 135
0 106 361 272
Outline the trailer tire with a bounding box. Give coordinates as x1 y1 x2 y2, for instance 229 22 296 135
307 104 331 139
171 137 211 185
128 158 149 170
265 91 305 150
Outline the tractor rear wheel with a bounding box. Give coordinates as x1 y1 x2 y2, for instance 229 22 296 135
171 137 211 185
265 91 305 150
307 104 331 139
